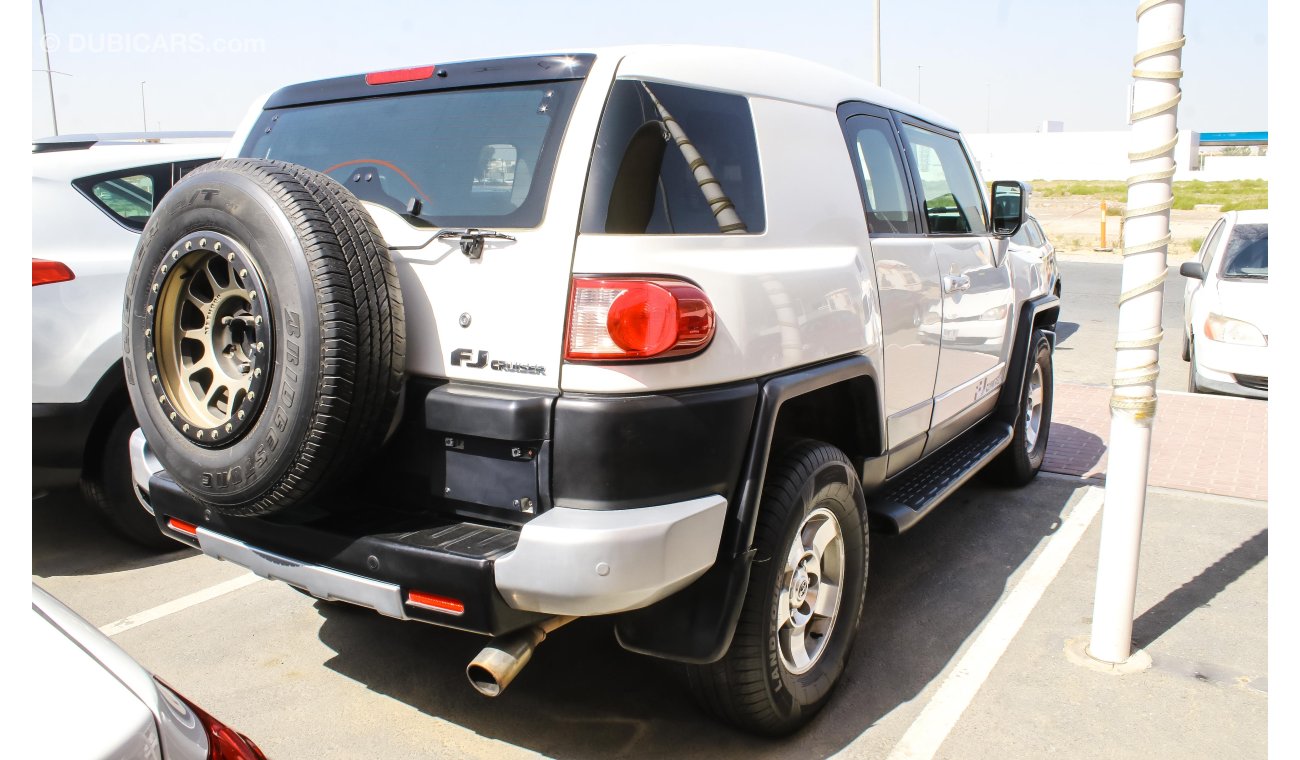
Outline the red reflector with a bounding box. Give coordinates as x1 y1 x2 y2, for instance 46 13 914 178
167 518 198 537
407 590 465 616
32 259 75 286
365 65 436 85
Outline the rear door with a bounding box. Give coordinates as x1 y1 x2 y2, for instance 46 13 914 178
897 120 1012 453
838 103 942 475
238 58 605 390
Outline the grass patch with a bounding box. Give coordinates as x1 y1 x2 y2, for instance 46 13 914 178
1190 236 1204 253
1030 179 1267 211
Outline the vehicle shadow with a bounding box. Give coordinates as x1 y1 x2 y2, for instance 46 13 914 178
1042 424 1106 478
1054 321 1081 345
31 487 194 578
313 476 1091 758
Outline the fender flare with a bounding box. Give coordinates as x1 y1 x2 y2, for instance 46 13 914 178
614 354 884 664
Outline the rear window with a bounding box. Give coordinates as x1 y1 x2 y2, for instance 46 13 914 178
581 80 765 234
1221 223 1267 279
242 81 582 229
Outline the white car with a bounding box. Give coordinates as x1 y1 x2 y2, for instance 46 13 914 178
1180 209 1268 398
33 133 227 548
32 583 265 759
1008 214 1061 299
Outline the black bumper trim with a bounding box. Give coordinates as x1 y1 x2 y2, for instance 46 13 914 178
150 475 547 636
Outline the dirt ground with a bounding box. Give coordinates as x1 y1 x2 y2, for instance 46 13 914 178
1029 196 1221 260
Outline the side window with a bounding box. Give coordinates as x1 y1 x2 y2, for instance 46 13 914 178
1027 219 1047 247
1199 220 1224 270
581 79 765 234
900 123 988 235
844 115 917 234
82 173 155 230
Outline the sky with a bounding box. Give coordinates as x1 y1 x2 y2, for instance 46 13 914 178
29 0 1267 139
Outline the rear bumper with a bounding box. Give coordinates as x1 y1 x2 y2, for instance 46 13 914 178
139 445 728 632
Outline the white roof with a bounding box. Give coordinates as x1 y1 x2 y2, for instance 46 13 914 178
32 141 228 182
1230 209 1268 224
598 45 958 130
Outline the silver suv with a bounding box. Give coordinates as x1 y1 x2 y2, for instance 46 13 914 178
124 47 1057 734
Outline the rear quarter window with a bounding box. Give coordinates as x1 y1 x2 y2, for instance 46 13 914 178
581 80 765 235
79 173 155 230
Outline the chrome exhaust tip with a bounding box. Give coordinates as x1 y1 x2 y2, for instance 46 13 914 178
466 616 575 697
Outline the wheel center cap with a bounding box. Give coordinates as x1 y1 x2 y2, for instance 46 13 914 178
792 568 811 605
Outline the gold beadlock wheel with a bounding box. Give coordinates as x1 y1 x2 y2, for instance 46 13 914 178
146 230 272 447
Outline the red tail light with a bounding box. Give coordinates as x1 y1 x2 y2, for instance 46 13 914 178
153 678 267 760
32 259 74 286
365 65 436 85
566 277 715 361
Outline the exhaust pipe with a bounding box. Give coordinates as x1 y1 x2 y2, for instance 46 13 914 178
466 616 576 697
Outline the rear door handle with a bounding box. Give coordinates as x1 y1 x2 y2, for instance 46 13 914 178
944 274 971 294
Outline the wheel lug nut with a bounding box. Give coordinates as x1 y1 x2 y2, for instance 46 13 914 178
237 410 245 420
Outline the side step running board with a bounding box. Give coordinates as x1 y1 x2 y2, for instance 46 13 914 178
869 420 1014 533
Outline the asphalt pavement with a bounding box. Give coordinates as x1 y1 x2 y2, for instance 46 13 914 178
1055 256 1191 392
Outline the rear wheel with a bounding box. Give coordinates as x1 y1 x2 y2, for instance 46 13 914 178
685 440 868 735
123 159 405 517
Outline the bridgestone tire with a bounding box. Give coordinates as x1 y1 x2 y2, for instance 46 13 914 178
123 159 405 517
685 440 869 736
989 330 1053 485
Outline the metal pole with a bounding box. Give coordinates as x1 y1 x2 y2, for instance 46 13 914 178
873 0 881 86
141 81 148 132
1088 0 1185 665
38 0 59 135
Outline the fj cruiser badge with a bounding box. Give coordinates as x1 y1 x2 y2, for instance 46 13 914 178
450 348 545 376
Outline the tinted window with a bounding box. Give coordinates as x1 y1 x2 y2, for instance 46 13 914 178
243 82 581 228
845 115 916 234
901 124 987 234
581 80 764 234
83 173 154 229
1221 223 1267 278
1027 219 1046 247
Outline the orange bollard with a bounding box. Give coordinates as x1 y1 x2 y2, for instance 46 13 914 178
1100 200 1109 249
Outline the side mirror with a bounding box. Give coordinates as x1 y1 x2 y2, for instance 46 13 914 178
990 180 1028 237
1179 261 1206 280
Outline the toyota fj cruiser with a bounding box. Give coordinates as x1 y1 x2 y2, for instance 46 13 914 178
124 47 1057 735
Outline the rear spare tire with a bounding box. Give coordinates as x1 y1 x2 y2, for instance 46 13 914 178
123 159 405 517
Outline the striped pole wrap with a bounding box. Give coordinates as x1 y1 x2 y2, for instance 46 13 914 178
640 83 748 234
1110 0 1185 421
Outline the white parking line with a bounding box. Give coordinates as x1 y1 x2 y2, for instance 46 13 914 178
879 485 1106 760
99 573 263 637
